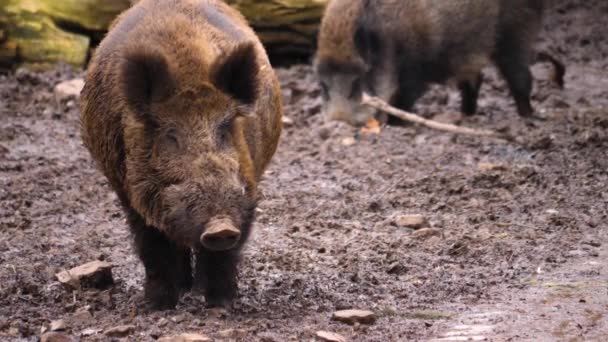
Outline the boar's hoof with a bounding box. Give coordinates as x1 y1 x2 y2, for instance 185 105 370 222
144 278 179 310
201 217 241 251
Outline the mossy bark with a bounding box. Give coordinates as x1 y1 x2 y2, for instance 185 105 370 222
0 5 89 67
0 0 329 68
226 0 329 58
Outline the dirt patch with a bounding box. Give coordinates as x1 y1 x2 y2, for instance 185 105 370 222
1 0 607 341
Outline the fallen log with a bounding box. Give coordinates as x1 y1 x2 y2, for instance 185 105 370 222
0 0 330 68
226 0 329 59
0 8 89 67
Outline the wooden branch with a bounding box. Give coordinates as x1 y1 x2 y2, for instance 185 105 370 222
361 93 514 142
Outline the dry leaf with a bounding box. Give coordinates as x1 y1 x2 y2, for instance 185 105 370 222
360 117 381 135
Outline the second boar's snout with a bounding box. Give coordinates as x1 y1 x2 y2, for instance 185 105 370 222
201 216 241 251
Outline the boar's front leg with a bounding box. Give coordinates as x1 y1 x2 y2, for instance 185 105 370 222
459 73 483 115
195 249 239 307
127 209 192 310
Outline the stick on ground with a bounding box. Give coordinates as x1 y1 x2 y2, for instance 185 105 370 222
361 93 514 142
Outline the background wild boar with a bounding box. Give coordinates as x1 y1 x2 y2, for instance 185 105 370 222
315 0 554 126
80 0 282 309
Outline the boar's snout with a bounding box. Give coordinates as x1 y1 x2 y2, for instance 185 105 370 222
201 216 241 251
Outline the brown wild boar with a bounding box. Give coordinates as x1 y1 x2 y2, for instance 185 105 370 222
315 0 558 126
80 0 282 309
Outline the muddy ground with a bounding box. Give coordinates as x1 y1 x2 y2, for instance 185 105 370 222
1 0 607 341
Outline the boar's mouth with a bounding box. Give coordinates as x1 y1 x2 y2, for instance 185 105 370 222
160 184 258 250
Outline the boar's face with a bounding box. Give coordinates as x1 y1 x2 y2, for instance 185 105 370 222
315 60 375 127
315 16 393 127
120 44 259 250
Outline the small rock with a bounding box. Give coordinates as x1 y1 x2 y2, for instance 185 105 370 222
341 137 356 146
582 239 601 248
50 320 66 332
157 333 212 342
104 324 135 337
70 308 94 326
386 262 408 275
171 314 188 323
282 116 294 126
317 126 331 140
218 328 247 339
41 332 74 342
412 228 442 240
8 326 19 336
258 332 281 342
394 214 429 229
54 78 85 104
56 260 113 290
158 317 169 327
80 328 101 337
477 162 507 172
331 309 376 325
316 330 346 342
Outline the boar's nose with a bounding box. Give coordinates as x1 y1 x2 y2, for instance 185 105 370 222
200 216 241 251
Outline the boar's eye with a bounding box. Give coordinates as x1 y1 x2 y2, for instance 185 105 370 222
216 118 233 148
157 128 181 154
349 78 362 100
320 81 330 100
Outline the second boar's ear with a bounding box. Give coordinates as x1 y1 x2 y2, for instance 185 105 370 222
121 49 175 113
211 43 258 105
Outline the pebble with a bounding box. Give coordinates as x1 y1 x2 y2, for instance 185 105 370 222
477 162 507 172
80 328 101 337
157 333 212 342
70 308 94 326
41 332 74 342
582 239 601 248
341 137 356 146
55 260 113 290
49 319 66 332
412 228 442 239
104 324 135 337
158 317 169 327
386 262 408 275
54 78 84 104
316 330 346 342
331 309 376 325
282 116 294 126
394 214 429 229
218 328 247 339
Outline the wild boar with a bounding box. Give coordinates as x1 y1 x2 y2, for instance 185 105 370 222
315 0 554 126
80 0 282 309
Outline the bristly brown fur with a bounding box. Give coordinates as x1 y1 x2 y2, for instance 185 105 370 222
80 0 282 310
315 0 549 125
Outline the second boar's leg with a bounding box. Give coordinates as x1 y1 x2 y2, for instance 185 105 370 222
494 40 535 117
195 249 239 307
459 73 484 115
127 209 192 310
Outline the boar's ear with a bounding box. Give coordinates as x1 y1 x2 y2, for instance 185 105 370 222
121 49 175 113
211 43 258 105
353 14 382 68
